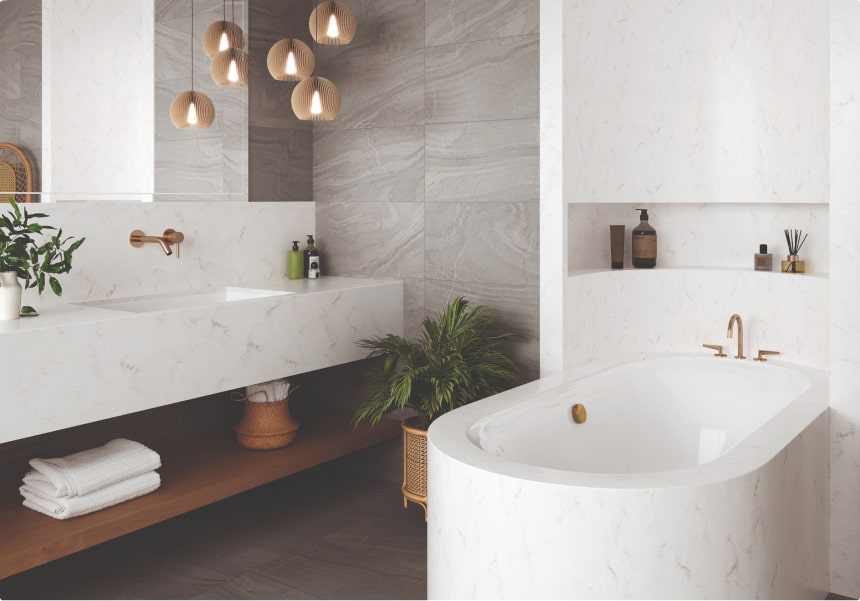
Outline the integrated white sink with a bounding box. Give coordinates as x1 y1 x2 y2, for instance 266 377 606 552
76 287 292 313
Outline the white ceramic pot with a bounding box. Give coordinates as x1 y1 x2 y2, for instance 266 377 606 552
0 271 22 321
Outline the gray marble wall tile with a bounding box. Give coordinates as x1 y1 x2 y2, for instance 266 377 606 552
425 118 538 203
425 34 539 124
425 0 539 47
424 278 539 382
0 0 41 191
155 138 225 194
314 49 425 130
425 202 539 286
315 201 424 278
403 277 426 340
314 126 424 203
249 125 313 202
314 0 424 60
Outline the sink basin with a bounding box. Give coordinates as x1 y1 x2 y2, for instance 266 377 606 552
77 287 292 313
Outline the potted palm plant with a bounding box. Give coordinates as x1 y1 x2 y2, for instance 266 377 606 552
353 296 519 521
0 199 85 320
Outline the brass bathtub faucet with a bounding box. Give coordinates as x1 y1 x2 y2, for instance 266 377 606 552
727 314 745 360
129 228 185 258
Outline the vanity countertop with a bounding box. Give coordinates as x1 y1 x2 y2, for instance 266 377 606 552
0 276 403 443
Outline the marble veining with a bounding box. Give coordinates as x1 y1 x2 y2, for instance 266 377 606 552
425 0 539 47
428 354 829 599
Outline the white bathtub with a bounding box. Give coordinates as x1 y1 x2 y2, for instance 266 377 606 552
427 354 829 599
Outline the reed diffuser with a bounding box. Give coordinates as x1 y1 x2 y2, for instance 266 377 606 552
781 229 808 274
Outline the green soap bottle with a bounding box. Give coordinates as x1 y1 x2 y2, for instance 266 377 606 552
287 241 303 279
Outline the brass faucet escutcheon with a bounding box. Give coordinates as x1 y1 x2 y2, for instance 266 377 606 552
130 229 185 258
753 349 780 362
726 314 745 359
702 343 727 357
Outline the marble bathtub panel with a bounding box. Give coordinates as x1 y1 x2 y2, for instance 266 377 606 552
314 50 425 130
428 409 828 598
563 0 828 205
313 126 425 203
17 202 314 309
563 270 829 370
425 119 539 204
425 202 539 287
425 35 539 124
567 203 830 273
248 125 312 203
425 0 539 47
424 278 539 383
0 278 403 444
314 202 424 279
313 0 424 60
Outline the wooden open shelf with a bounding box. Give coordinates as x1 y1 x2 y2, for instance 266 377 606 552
0 411 401 579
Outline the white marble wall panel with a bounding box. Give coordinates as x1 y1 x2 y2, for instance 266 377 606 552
11 201 314 310
829 0 860 595
564 270 828 370
563 0 829 205
428 407 829 599
42 0 154 198
568 203 829 274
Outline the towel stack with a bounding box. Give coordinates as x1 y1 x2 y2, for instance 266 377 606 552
19 438 161 520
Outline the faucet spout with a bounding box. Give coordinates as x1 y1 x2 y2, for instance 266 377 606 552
129 230 174 255
727 314 745 360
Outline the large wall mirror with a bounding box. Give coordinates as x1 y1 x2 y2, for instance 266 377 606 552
0 0 312 202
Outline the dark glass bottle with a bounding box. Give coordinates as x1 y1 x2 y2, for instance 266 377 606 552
303 234 316 277
631 209 656 268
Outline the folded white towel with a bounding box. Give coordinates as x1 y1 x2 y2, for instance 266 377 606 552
20 470 161 520
25 438 161 498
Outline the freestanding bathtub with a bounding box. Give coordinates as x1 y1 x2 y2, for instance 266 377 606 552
427 354 829 599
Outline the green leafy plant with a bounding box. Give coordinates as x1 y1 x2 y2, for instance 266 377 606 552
0 199 85 296
353 296 519 428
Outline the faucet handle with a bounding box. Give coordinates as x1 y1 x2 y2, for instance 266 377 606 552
753 349 780 362
163 229 184 259
702 343 727 358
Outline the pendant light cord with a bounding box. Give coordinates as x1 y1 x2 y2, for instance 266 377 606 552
190 0 195 93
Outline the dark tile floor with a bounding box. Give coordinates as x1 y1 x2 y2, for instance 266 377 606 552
0 444 427 600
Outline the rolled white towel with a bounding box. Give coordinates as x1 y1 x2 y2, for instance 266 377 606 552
25 438 161 498
20 470 161 520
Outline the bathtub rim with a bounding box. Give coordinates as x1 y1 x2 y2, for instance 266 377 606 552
427 352 828 490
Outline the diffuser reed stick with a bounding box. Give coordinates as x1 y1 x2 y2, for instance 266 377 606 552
782 229 808 273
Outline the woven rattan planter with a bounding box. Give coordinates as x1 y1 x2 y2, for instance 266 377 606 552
234 398 299 450
402 416 428 521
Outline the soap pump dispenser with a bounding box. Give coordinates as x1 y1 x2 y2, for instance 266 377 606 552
287 241 303 280
632 208 657 268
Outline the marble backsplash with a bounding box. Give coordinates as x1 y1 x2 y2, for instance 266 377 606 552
9 201 315 310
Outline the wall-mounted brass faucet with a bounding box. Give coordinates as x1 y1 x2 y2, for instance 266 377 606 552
129 229 185 258
727 314 745 359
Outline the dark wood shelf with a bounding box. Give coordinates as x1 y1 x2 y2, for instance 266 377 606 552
0 411 401 579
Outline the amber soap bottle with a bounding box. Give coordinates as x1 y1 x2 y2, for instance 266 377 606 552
632 209 657 268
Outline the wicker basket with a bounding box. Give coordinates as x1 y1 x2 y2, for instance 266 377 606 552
402 416 428 521
233 398 299 450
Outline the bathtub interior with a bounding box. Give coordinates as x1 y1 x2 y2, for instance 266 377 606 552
468 357 811 474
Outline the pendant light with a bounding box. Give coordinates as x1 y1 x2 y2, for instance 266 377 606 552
309 0 356 45
210 0 249 87
203 1 244 58
267 2 314 82
291 76 340 120
170 0 215 129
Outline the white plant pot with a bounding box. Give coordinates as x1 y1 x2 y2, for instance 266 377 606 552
0 271 22 321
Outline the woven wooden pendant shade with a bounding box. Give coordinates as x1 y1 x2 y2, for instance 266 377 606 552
267 38 315 82
309 1 356 45
169 91 215 129
291 76 340 121
202 20 244 58
211 48 249 87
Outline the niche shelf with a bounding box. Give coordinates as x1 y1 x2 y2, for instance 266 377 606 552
0 409 401 580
